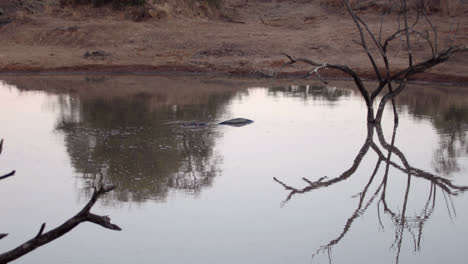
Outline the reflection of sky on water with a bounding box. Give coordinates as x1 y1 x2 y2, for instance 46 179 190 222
0 77 467 264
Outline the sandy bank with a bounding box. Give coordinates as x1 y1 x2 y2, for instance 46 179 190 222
0 0 466 84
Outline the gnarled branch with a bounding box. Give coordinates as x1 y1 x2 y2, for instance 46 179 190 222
0 185 121 263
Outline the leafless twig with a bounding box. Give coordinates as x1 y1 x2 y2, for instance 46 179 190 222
276 0 467 124
0 184 121 263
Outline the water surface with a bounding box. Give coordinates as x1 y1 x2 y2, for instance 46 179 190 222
0 76 467 264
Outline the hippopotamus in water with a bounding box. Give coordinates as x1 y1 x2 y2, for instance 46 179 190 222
218 118 254 127
181 118 253 128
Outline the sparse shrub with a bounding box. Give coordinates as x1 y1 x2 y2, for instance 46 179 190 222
421 0 462 15
319 0 462 15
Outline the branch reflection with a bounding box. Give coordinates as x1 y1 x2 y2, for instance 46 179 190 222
274 118 468 264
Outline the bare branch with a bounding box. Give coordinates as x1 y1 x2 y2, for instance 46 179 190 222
401 0 413 67
378 10 388 44
375 80 407 123
420 0 438 55
382 10 420 53
0 170 15 181
34 223 46 239
392 46 464 81
303 65 329 84
0 185 121 263
342 0 383 82
281 53 371 108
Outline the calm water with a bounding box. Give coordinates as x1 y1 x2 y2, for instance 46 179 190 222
0 75 467 264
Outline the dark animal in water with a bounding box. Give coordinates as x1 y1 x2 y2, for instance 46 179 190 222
181 118 253 128
218 118 254 127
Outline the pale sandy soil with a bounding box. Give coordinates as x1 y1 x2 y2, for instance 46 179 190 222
0 0 467 83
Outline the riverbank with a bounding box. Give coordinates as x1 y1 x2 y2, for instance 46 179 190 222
0 0 467 84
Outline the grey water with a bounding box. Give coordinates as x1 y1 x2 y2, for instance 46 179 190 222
0 75 467 264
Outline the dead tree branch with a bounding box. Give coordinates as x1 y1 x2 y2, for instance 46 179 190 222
0 185 121 263
280 54 372 109
277 0 467 124
0 171 15 181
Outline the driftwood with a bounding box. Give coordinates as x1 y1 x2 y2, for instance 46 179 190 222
0 184 121 263
277 0 467 124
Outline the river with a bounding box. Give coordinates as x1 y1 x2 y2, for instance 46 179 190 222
0 75 467 264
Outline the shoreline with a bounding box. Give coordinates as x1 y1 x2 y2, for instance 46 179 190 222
1 1 466 88
1 64 468 87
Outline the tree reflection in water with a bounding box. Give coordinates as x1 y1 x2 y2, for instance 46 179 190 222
431 105 468 174
274 112 468 264
3 75 241 203
57 88 233 203
268 84 351 104
396 86 468 175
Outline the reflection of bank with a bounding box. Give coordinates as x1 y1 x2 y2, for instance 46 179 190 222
275 119 468 264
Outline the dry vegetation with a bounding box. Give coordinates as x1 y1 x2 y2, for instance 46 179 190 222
0 0 466 82
321 0 464 15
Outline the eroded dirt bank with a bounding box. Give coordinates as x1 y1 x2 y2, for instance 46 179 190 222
0 0 467 83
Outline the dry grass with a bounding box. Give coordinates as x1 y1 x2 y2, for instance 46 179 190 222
423 0 462 15
319 0 463 15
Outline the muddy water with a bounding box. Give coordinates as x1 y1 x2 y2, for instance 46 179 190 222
0 76 467 264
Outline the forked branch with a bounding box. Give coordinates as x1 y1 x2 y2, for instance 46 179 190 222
0 185 121 263
277 0 467 124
